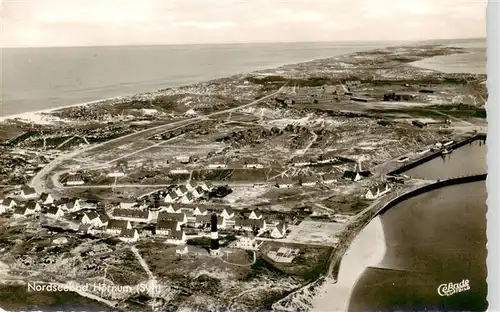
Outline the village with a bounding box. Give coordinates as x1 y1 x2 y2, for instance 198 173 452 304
0 42 488 311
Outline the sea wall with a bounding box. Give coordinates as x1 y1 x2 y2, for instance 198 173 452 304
375 173 487 217
389 134 486 175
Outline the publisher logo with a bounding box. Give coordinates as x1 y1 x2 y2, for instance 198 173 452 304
437 279 470 296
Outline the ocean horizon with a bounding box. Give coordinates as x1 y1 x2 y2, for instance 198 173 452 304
0 39 485 117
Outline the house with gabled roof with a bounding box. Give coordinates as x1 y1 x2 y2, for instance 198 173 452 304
46 206 64 219
0 198 17 211
291 156 311 167
208 159 227 169
59 198 82 213
318 153 337 164
158 211 187 225
322 174 337 184
180 193 194 204
39 193 54 205
235 218 267 232
165 204 183 214
342 171 361 182
107 167 125 178
119 200 136 209
106 219 131 235
275 178 295 188
13 202 40 218
156 220 181 236
191 186 204 198
169 166 189 174
243 158 264 169
193 206 208 216
365 183 391 200
20 186 38 200
195 215 211 228
112 208 152 223
271 222 287 238
236 232 258 250
221 207 235 219
164 191 179 203
249 210 263 220
175 185 189 197
299 175 318 187
82 211 108 228
66 174 85 186
119 228 139 243
165 230 186 245
186 181 198 192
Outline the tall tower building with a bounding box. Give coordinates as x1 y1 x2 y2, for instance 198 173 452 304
210 213 221 256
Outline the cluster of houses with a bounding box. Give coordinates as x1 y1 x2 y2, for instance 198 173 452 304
0 186 93 219
290 152 338 167
1 183 289 252
162 180 214 204
275 173 337 188
364 182 392 200
92 202 287 246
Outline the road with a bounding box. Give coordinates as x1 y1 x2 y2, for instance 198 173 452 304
30 84 288 195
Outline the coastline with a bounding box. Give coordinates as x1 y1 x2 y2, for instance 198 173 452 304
0 40 474 125
311 216 386 312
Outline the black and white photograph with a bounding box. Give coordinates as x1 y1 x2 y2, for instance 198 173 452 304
0 0 491 311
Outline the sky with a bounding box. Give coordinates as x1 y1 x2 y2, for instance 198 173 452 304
0 0 487 47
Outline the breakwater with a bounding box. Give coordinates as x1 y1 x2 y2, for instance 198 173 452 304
375 173 487 217
389 134 486 175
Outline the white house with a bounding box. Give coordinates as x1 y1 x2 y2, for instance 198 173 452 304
106 219 132 235
300 176 318 187
193 206 208 216
39 193 54 205
271 222 287 239
59 199 82 213
112 208 152 223
208 160 227 169
186 181 198 192
176 245 189 254
365 183 392 200
158 211 187 225
164 191 179 203
292 156 311 167
195 215 211 228
119 228 139 243
20 186 38 200
191 186 204 198
156 220 180 236
107 170 125 178
221 207 235 219
249 210 263 220
0 198 17 211
175 155 191 164
243 158 264 169
318 154 337 164
275 179 295 188
236 233 258 249
170 167 190 174
198 181 214 192
13 202 40 218
180 193 194 204
322 174 337 184
119 201 136 209
165 205 183 214
82 212 108 228
46 206 64 219
66 174 85 186
235 218 267 232
175 186 189 197
342 171 361 182
165 230 186 245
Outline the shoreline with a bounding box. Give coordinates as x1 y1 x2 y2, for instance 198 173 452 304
311 216 386 312
0 40 474 124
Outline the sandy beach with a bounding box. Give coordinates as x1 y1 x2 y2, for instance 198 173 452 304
311 216 386 312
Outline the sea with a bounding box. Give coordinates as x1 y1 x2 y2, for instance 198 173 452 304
348 141 488 311
0 38 486 118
